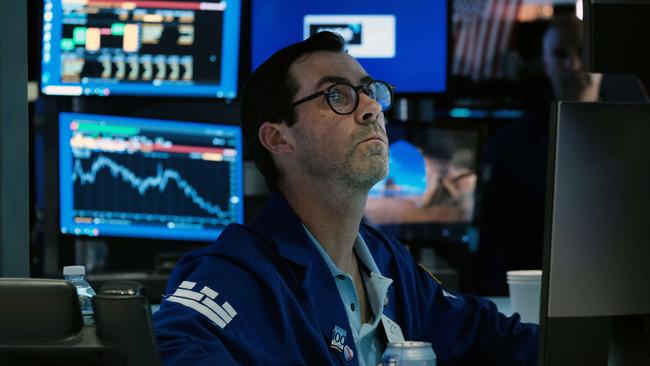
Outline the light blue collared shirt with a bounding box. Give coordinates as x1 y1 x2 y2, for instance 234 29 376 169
304 226 393 366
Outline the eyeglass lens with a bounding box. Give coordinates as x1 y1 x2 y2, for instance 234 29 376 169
327 81 392 114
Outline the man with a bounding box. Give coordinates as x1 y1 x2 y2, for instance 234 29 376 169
476 14 601 295
154 31 538 365
542 14 602 102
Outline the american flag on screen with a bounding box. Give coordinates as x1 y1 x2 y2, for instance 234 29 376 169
452 0 522 80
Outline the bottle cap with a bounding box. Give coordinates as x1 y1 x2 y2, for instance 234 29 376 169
63 265 86 276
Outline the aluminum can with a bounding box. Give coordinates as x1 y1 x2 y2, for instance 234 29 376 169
381 341 436 366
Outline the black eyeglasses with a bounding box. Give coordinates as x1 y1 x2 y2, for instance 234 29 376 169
291 80 394 115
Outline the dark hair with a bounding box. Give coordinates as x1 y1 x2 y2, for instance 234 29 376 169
543 13 582 46
241 31 346 190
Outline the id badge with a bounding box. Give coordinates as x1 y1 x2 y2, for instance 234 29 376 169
381 314 405 343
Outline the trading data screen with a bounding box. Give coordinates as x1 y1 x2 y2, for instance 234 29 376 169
252 0 447 93
42 0 240 98
59 112 243 241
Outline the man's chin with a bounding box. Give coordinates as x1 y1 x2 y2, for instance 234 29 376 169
366 165 389 188
559 88 597 102
346 164 387 192
560 75 592 96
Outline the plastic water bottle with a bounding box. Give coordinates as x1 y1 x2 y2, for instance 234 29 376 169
63 265 96 326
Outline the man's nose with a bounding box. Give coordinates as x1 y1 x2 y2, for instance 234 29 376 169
565 52 582 71
356 92 382 125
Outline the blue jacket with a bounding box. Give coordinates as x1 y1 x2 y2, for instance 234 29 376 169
153 193 538 365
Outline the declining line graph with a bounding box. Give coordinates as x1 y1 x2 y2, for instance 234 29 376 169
72 154 229 218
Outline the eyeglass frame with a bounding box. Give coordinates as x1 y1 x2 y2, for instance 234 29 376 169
290 80 395 115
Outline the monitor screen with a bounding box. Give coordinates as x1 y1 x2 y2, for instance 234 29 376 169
540 102 650 365
251 0 448 93
365 124 480 228
41 0 241 98
59 112 243 241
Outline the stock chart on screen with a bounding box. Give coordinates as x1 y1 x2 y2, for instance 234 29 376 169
41 0 240 98
59 112 243 241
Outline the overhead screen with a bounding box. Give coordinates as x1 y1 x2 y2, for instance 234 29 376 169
41 0 241 98
58 112 243 241
251 0 448 93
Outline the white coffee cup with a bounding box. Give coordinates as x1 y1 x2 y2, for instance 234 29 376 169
506 270 542 324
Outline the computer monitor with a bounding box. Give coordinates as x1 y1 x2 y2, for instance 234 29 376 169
540 102 650 365
59 112 243 241
364 123 481 244
41 0 241 98
584 0 650 75
251 0 448 93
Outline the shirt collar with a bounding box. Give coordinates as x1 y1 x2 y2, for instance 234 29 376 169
303 224 394 323
302 224 388 281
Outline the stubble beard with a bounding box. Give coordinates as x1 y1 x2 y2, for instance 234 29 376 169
295 130 388 193
338 142 388 191
557 72 596 101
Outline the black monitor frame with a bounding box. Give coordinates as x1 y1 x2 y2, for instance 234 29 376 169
539 102 650 365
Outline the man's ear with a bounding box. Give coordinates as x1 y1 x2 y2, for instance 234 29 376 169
258 122 294 154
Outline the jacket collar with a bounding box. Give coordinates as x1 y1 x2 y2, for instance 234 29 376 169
251 192 395 271
251 192 354 364
250 192 398 364
250 192 313 267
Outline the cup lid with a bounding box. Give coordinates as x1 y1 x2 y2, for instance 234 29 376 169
506 270 542 277
63 265 85 276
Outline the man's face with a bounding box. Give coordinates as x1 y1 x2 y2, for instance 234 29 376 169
286 51 389 191
543 27 602 101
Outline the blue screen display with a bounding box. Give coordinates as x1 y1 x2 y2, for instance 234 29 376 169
366 126 480 225
59 112 244 241
252 0 447 93
42 0 240 98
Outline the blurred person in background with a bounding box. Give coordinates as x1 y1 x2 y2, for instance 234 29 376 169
476 13 602 295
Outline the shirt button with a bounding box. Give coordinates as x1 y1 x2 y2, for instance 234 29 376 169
350 303 355 311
